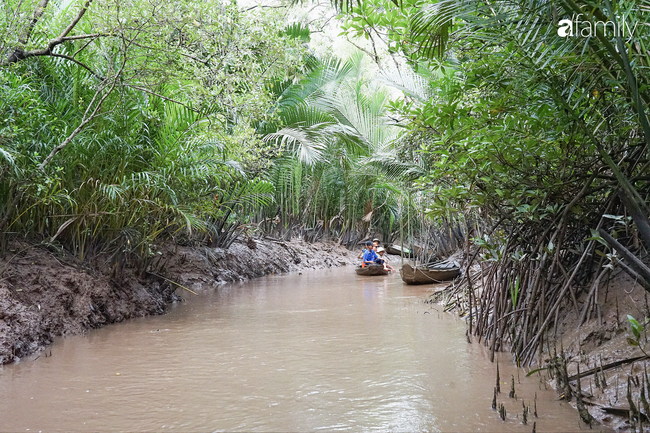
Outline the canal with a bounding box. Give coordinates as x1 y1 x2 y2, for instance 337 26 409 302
0 267 594 431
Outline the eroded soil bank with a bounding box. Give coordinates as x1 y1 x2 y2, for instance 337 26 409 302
548 271 650 431
0 238 357 364
437 263 650 431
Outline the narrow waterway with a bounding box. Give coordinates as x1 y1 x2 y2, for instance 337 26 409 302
0 267 599 431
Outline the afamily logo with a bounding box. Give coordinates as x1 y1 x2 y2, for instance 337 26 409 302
557 14 638 38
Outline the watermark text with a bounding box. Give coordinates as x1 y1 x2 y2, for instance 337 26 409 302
557 14 638 38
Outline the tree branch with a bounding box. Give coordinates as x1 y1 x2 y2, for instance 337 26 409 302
37 14 147 170
2 0 95 66
125 85 200 112
19 0 50 44
63 33 113 41
127 40 210 65
240 4 290 12
50 53 103 79
37 80 112 170
599 228 650 291
57 0 93 40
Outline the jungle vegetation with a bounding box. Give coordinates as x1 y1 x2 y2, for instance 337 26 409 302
2 0 650 362
339 0 650 362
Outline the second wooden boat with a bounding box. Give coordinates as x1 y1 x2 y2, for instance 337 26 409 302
399 263 460 285
385 244 413 257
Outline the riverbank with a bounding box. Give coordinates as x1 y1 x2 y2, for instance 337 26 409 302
0 238 358 364
548 270 650 431
433 260 650 431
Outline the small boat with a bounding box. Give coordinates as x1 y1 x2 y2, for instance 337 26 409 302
399 263 460 285
355 264 390 276
386 244 413 257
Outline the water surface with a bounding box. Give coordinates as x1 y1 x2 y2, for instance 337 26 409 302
0 267 595 431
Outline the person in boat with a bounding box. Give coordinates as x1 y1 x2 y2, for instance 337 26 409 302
362 244 379 267
375 247 394 272
372 238 381 248
357 241 373 260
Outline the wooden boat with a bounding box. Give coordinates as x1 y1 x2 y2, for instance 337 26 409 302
355 264 390 276
399 263 460 285
385 244 413 257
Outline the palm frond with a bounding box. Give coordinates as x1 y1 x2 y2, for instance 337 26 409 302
285 22 311 41
410 0 457 59
264 125 329 165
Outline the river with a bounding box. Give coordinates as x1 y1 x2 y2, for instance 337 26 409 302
0 267 600 431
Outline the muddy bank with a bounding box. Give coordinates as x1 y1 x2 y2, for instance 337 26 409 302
547 270 650 431
0 238 357 364
433 260 650 431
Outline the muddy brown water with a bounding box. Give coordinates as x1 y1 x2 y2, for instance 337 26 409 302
0 267 606 431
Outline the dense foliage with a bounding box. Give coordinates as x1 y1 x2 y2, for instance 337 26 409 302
4 0 650 363
0 0 306 267
1 0 434 271
339 0 650 361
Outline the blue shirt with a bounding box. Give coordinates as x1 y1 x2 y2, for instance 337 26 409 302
363 250 378 262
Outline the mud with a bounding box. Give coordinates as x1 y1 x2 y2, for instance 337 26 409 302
430 258 650 431
0 238 358 365
548 270 650 431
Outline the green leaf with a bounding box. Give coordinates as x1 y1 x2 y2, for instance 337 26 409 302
526 367 549 377
587 229 608 247
628 315 642 340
